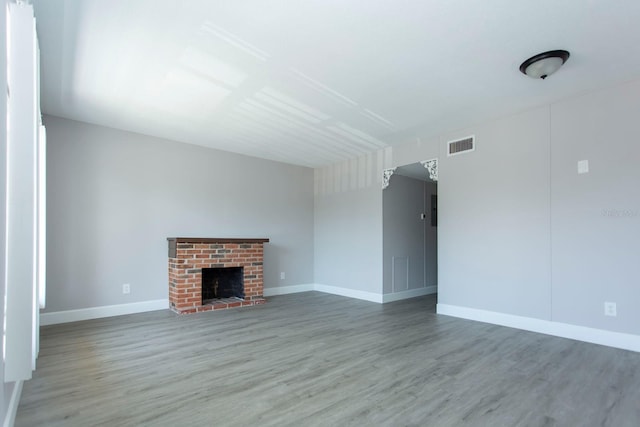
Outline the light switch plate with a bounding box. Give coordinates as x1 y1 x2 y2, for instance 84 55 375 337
577 160 589 174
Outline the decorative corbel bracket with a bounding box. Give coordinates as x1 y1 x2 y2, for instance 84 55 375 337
382 167 397 190
420 159 438 182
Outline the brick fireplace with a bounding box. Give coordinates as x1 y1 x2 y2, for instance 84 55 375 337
167 237 268 314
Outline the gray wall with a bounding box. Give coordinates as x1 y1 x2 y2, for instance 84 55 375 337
314 153 385 294
383 174 437 294
550 79 640 334
44 115 314 312
438 107 552 320
385 76 640 336
424 182 438 288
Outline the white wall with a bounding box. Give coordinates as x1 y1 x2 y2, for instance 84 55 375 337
44 115 314 313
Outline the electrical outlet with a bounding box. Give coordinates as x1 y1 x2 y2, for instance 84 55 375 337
280 272 285 280
122 283 131 294
604 301 616 317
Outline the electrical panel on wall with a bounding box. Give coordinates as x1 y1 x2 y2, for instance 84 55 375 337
431 194 438 227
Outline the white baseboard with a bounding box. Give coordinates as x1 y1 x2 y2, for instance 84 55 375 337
36 291 640 353
265 283 382 302
3 380 22 427
437 303 640 353
263 284 315 296
382 286 437 303
314 284 383 303
39 284 434 326
265 284 437 304
40 299 169 326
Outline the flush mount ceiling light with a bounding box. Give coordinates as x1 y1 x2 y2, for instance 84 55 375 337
519 50 570 79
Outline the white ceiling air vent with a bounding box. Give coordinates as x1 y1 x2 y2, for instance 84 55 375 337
447 135 475 156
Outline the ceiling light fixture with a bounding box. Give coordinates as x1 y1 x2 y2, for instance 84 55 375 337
519 50 570 79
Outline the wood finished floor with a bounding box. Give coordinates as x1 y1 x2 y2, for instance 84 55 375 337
17 292 640 426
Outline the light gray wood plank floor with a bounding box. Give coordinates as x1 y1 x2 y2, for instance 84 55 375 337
16 292 640 426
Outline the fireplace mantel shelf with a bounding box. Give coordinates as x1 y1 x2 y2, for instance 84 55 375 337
167 237 269 244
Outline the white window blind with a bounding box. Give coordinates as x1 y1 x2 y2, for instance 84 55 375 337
4 1 42 382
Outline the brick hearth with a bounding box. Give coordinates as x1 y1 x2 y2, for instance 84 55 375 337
167 237 268 314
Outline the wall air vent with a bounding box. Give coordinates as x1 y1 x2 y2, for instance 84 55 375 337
447 135 475 156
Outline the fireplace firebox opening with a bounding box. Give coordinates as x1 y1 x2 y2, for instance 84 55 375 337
202 267 244 304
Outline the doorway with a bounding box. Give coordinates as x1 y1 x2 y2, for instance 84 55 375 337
382 161 438 301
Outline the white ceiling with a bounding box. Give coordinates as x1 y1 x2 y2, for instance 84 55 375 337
33 0 640 168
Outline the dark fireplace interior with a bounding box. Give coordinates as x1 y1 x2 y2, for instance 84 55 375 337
202 267 245 304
